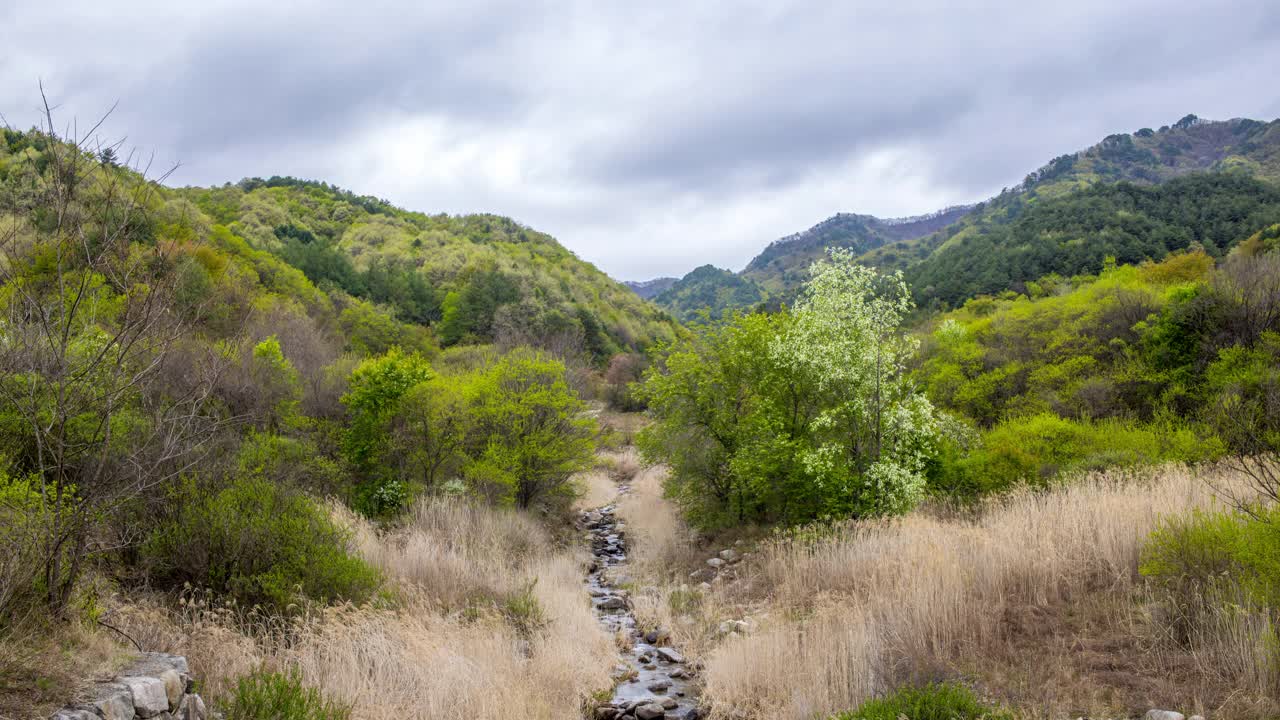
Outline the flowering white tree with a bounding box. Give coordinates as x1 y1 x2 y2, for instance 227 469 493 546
772 248 940 515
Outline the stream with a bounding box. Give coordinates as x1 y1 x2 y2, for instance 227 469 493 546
581 478 701 720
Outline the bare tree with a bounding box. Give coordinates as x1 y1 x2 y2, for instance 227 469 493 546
0 94 224 615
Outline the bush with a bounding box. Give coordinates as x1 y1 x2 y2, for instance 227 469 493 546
224 668 350 720
143 476 381 611
942 413 1221 497
831 683 1012 720
1142 506 1280 609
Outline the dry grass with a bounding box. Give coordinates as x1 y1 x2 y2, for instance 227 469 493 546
111 497 614 720
700 465 1272 720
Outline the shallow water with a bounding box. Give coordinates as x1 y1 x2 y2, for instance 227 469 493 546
582 484 700 719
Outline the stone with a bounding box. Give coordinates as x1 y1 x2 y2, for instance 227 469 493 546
93 683 137 720
51 709 99 720
635 703 667 720
158 669 184 711
120 676 169 718
598 596 628 610
705 557 725 569
646 679 671 692
718 548 740 563
1144 712 1185 720
1188 716 1205 720
594 705 620 720
177 695 207 720
656 647 684 663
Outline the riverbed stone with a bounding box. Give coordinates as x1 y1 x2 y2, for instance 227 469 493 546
656 647 684 663
635 703 667 720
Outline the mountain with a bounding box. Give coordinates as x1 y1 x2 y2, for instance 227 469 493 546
880 115 1280 307
177 176 680 357
741 205 976 296
624 277 678 300
653 265 766 322
657 114 1280 319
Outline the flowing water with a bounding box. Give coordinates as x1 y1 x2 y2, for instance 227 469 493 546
581 479 701 720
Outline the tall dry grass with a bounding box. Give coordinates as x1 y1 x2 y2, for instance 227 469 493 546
701 466 1259 720
114 496 614 720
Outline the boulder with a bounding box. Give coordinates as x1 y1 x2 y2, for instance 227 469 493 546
647 679 672 692
158 669 184 711
92 683 137 720
598 596 628 610
718 548 740 563
656 647 684 664
176 694 207 720
119 676 169 719
705 558 725 569
635 703 667 720
1144 712 1185 720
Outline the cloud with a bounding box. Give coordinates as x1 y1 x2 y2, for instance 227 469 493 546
3 0 1279 279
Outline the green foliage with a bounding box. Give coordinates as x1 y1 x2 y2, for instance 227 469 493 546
250 336 303 429
653 264 768 323
341 349 433 467
465 349 596 509
937 413 1220 496
640 251 943 527
224 668 351 720
142 476 381 611
908 173 1280 308
831 683 1012 720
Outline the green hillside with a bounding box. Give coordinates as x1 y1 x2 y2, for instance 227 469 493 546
173 176 678 357
652 264 767 322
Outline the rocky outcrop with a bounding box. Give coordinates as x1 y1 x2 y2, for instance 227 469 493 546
51 653 208 720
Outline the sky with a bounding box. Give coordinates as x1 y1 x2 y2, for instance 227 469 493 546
3 1 1280 280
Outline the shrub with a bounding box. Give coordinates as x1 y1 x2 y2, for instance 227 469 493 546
1142 506 1280 609
143 476 381 611
223 668 350 720
831 683 1012 720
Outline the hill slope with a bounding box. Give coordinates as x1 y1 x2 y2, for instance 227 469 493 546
625 277 678 300
178 177 680 356
653 265 767 322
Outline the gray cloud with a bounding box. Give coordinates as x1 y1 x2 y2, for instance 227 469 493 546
3 0 1279 280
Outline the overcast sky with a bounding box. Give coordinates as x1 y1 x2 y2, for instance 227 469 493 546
4 1 1279 280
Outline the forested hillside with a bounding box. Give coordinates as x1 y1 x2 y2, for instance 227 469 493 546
650 115 1280 320
652 264 767 322
176 177 679 357
741 205 974 296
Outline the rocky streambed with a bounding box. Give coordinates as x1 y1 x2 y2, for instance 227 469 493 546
581 487 701 720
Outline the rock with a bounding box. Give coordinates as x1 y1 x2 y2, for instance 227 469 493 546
656 647 684 663
647 679 672 692
158 669 184 711
635 703 667 720
51 709 99 720
661 696 679 709
698 582 711 591
1144 712 1185 720
1188 716 1205 720
598 596 628 610
93 683 137 720
718 548 740 563
705 557 725 569
594 705 620 720
120 676 170 718
176 695 207 720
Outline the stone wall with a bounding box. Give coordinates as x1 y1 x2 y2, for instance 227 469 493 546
50 652 209 720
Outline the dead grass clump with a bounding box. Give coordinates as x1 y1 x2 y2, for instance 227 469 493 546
109 497 614 719
701 465 1258 719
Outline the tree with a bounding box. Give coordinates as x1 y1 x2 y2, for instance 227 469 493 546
0 103 222 614
775 248 940 516
389 377 473 490
465 349 595 509
638 249 941 527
